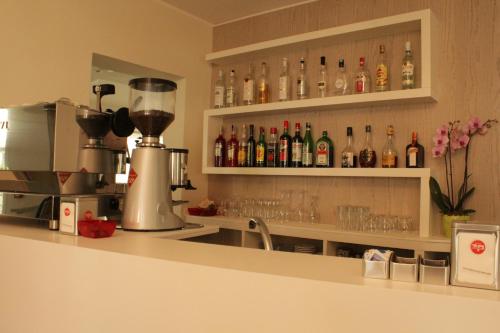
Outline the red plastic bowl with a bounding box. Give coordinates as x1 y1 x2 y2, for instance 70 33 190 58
188 207 202 216
188 207 217 216
78 220 117 238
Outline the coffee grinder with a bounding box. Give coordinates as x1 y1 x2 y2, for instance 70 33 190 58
122 78 184 231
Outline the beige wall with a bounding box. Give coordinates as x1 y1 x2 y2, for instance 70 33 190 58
0 0 212 205
209 0 500 234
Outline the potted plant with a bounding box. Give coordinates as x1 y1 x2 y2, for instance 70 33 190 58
430 116 497 237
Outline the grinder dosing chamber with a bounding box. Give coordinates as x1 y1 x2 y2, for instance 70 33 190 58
122 78 184 231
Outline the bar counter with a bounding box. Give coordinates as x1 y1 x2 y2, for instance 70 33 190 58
0 219 499 333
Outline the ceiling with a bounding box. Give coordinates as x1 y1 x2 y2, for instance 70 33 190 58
161 0 317 25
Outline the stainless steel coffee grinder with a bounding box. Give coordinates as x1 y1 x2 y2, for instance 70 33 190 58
122 78 184 231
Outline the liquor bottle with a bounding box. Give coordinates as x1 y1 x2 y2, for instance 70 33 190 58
291 122 303 167
354 57 371 94
214 125 226 167
382 125 398 168
267 127 279 167
226 69 237 107
256 127 267 167
226 125 239 167
341 127 357 168
333 58 350 96
302 122 314 167
243 64 255 105
406 131 424 168
317 56 328 97
279 57 290 101
246 124 256 167
402 41 415 89
214 69 225 108
297 57 308 99
359 125 377 167
279 121 292 167
315 131 334 168
258 62 270 104
375 44 389 92
237 124 248 167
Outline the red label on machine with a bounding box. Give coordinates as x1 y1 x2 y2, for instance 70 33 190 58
58 172 72 185
128 168 138 187
84 210 93 220
64 208 71 217
470 240 486 255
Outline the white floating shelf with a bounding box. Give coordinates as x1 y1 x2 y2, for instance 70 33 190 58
205 88 435 118
206 10 428 64
203 167 430 178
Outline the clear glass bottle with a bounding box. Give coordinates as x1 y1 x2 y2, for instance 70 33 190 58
402 41 415 89
214 125 226 167
359 125 376 167
237 124 248 167
341 127 357 168
279 57 290 101
406 131 424 168
214 69 225 108
226 69 237 107
333 58 350 95
375 44 389 92
258 62 270 103
354 57 371 94
382 125 398 168
267 127 279 167
243 64 255 105
302 122 314 167
297 57 308 99
317 56 328 97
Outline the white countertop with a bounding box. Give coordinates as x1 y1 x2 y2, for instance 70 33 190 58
0 218 498 303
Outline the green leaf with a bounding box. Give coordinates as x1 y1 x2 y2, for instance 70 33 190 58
429 177 451 213
441 193 452 210
458 174 471 200
461 209 476 215
455 187 475 211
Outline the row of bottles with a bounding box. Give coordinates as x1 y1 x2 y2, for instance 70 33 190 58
214 123 424 168
213 42 415 108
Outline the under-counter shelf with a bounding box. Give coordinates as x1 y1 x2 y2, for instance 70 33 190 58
185 215 450 254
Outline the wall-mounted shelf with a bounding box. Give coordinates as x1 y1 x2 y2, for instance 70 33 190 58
202 9 438 238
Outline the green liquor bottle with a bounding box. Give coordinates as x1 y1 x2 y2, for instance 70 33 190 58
302 122 314 167
315 130 334 167
256 127 267 167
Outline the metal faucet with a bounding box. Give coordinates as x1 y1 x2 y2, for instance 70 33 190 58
248 217 273 251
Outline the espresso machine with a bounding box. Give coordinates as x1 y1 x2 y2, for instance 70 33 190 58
0 89 130 230
122 78 187 231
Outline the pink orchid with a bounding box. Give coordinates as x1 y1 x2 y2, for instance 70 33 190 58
450 132 470 151
432 134 449 146
436 124 448 136
467 116 484 134
432 144 447 158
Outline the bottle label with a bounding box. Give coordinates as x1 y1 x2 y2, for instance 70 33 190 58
402 63 414 76
279 76 289 100
341 152 355 168
243 80 254 102
279 140 288 162
215 143 223 157
382 154 397 167
292 142 303 162
256 146 265 163
214 86 224 107
267 146 277 166
376 64 388 88
316 142 329 165
335 78 345 89
226 87 234 105
227 146 235 161
408 147 418 166
302 150 313 166
355 77 367 93
238 144 248 166
297 79 306 97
